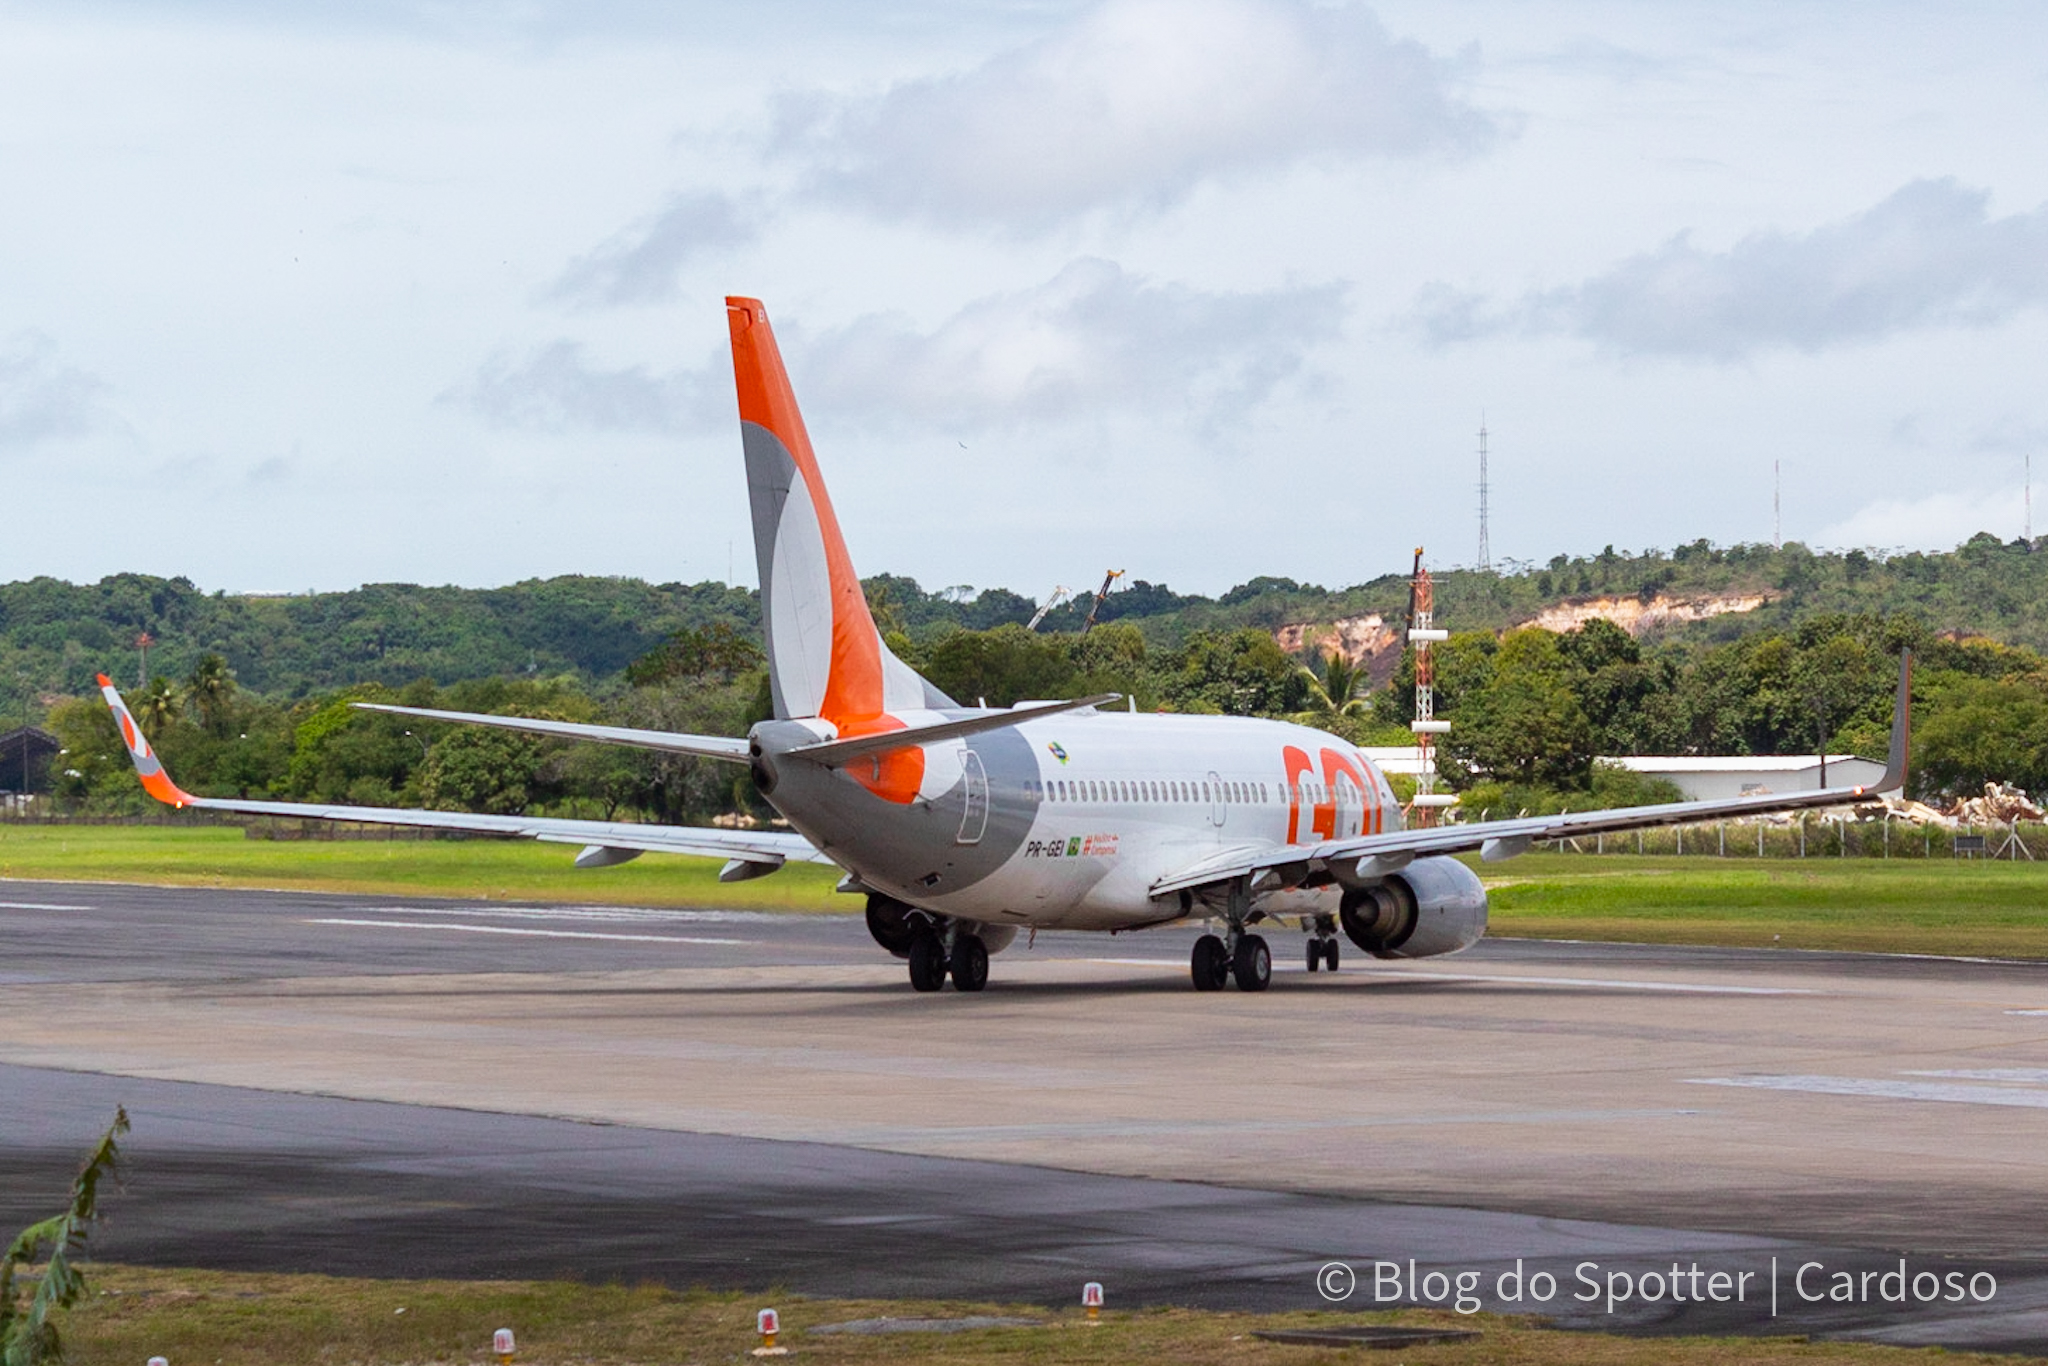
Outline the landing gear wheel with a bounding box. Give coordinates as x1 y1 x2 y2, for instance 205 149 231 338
1232 934 1271 992
907 934 949 992
1190 934 1230 991
1306 939 1323 972
1323 938 1340 972
949 933 989 992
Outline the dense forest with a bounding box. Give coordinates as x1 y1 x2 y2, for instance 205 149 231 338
13 531 2048 820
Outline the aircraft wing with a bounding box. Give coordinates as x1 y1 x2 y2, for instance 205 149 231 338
96 677 827 872
1153 652 1913 900
351 703 751 763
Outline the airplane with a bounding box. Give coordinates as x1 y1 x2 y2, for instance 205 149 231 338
99 295 1914 994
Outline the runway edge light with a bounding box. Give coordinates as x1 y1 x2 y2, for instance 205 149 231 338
1083 1281 1104 1322
753 1307 788 1356
493 1326 515 1363
148 1357 167 1366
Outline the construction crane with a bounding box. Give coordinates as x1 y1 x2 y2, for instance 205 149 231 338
1082 569 1125 633
1026 586 1072 631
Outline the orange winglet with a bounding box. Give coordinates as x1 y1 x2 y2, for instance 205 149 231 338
97 674 196 808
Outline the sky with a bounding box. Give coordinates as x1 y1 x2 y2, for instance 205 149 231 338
3 1 2046 598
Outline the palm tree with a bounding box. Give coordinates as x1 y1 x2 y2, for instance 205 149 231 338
185 654 236 736
134 676 181 739
1298 650 1369 718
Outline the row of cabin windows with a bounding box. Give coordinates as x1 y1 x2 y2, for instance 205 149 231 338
1029 778 1357 806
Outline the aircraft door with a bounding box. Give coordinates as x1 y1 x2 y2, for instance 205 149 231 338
1206 770 1225 828
957 748 988 845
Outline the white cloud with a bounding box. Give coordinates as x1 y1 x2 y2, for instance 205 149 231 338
548 191 761 309
775 0 1498 229
1815 485 2028 554
1414 179 2048 361
0 332 109 449
459 259 1344 440
450 340 726 435
789 258 1344 430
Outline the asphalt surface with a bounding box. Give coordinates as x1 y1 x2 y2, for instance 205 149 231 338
6 877 2048 1351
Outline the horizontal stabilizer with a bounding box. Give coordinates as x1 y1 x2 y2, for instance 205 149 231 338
96 677 818 869
351 703 750 763
787 694 1119 766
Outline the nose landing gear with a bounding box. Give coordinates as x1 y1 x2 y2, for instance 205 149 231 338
1305 914 1341 972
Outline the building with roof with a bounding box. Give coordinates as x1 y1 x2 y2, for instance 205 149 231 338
0 726 59 796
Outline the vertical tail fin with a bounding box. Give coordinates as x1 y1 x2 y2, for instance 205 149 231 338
727 297 952 726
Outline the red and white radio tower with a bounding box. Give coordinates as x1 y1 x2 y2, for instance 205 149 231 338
1407 549 1455 827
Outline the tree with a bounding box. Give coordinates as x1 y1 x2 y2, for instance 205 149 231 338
1915 677 2048 798
184 653 235 736
417 727 541 815
1164 630 1305 716
1296 650 1368 718
2 1108 126 1366
624 622 763 688
133 676 180 739
1439 629 1597 789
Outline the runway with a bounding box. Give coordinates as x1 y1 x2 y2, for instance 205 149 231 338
6 877 2048 1351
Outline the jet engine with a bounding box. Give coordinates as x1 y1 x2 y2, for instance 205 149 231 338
865 894 1018 957
865 894 926 958
1338 855 1487 958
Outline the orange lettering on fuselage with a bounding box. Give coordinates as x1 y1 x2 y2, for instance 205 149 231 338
1282 745 1316 842
1320 748 1369 839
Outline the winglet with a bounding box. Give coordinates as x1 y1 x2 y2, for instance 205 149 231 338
1878 649 1912 793
1853 650 1912 797
96 674 196 808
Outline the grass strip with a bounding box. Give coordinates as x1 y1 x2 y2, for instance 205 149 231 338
61 1266 2039 1366
0 823 846 910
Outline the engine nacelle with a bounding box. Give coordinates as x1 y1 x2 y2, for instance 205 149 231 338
865 895 926 958
1338 855 1487 959
865 895 1020 958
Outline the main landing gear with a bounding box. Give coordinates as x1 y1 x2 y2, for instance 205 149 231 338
1191 931 1271 991
907 924 989 993
1190 878 1274 992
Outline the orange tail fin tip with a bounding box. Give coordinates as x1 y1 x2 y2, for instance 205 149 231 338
730 295 943 803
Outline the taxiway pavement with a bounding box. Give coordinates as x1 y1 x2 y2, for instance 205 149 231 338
5 877 2048 1351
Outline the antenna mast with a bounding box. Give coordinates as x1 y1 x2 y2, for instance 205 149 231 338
1774 460 1782 550
1476 420 1491 572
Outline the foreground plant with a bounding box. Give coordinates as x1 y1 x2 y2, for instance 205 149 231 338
1 1108 127 1366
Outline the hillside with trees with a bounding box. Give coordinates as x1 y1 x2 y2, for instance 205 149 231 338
12 532 2048 822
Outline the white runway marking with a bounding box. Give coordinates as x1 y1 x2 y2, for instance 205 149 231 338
1689 1075 2048 1109
356 904 811 926
0 901 92 911
1377 970 1807 996
1905 1068 2048 1082
1075 958 1806 994
307 918 749 946
2005 1009 2048 1016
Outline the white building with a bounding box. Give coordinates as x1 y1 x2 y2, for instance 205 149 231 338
1361 748 1885 803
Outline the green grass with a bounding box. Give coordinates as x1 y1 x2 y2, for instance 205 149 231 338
52 1266 2038 1366
0 822 846 910
1484 852 2048 957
